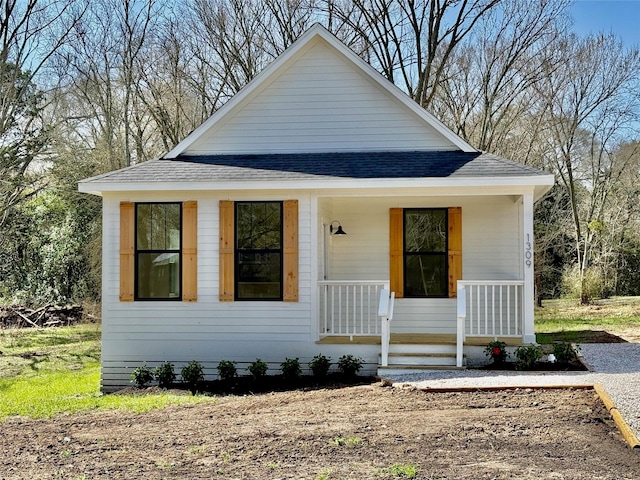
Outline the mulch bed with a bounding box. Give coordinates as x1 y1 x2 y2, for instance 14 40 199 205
122 374 379 396
476 360 587 371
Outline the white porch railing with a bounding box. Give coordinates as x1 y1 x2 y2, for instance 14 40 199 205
456 280 524 367
318 280 389 336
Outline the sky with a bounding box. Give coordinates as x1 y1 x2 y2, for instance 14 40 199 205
570 0 640 47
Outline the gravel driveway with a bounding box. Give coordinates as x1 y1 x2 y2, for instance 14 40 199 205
384 343 640 439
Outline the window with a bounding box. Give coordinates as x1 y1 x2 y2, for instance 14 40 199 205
120 201 196 302
219 199 297 302
135 203 181 300
235 201 283 300
390 207 461 299
404 209 448 297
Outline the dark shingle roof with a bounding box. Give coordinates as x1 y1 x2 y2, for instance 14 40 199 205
80 151 548 184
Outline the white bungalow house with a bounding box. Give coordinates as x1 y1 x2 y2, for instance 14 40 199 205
79 24 554 392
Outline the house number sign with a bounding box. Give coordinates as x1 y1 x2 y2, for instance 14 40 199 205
525 234 532 267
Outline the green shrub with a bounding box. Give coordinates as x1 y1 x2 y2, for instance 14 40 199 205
130 365 154 388
280 357 302 380
514 345 543 370
153 362 176 388
386 463 418 478
309 354 331 377
248 358 268 379
553 342 580 365
337 355 363 377
217 360 237 381
181 361 205 394
484 340 508 364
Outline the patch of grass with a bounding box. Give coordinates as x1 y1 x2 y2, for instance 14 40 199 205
0 324 212 421
315 469 333 480
381 463 419 478
0 324 100 351
186 445 207 456
0 324 101 379
0 364 210 420
535 297 640 343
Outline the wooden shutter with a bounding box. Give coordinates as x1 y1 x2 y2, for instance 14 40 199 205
448 207 462 298
389 208 404 298
219 200 235 301
283 199 299 302
119 201 135 302
182 201 198 302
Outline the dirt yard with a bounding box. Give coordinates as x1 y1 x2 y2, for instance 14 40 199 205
1 384 638 479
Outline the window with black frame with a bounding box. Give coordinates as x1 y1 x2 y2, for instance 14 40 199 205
404 208 448 297
135 203 181 300
235 201 282 300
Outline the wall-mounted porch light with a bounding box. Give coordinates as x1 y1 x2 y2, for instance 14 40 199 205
329 220 347 235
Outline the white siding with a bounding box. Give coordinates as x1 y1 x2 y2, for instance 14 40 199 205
184 41 456 155
322 196 521 335
101 191 332 391
318 198 334 281
100 191 523 390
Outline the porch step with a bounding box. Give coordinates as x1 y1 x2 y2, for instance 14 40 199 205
383 352 458 367
377 365 466 376
388 343 457 355
381 343 464 371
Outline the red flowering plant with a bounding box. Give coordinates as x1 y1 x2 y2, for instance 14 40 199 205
484 340 508 364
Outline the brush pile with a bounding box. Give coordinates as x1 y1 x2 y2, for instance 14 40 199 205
0 305 85 328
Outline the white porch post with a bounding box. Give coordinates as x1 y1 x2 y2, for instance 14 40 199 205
522 191 536 344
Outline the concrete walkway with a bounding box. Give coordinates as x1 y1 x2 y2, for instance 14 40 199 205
384 343 640 439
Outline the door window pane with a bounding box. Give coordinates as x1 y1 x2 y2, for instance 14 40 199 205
405 209 447 252
405 254 447 297
404 209 448 298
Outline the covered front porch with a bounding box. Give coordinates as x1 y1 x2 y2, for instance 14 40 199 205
317 279 528 369
313 191 537 370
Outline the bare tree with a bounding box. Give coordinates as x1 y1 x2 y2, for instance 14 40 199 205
188 0 271 96
537 34 640 303
262 0 319 54
0 0 86 232
57 0 162 168
433 0 569 154
321 0 501 107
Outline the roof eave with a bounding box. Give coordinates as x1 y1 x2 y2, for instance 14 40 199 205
79 174 555 196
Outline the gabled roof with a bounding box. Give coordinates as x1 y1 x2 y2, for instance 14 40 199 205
164 23 475 158
78 150 555 200
78 24 555 200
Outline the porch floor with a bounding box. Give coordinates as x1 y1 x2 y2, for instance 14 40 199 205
316 333 524 347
